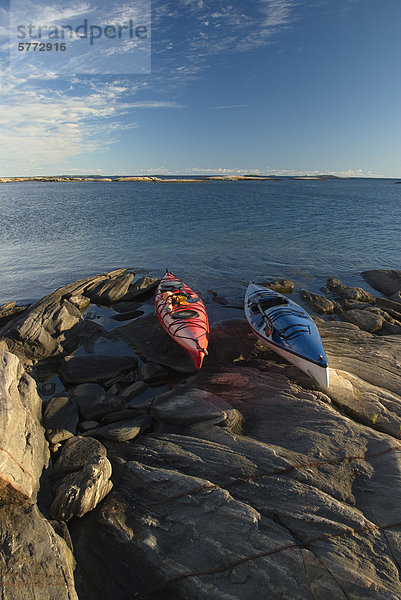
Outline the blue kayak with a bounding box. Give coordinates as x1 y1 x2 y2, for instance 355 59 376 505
244 283 329 387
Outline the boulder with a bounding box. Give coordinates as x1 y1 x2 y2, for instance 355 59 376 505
376 297 401 318
83 269 135 305
71 383 127 421
52 436 108 479
120 276 159 301
99 408 147 426
258 279 295 294
389 291 401 304
0 297 82 363
138 362 170 384
299 290 338 314
69 294 91 312
341 308 385 332
43 394 79 444
0 351 49 502
85 415 152 442
59 355 137 385
0 503 78 599
0 351 78 598
362 269 401 296
0 301 28 328
326 278 375 303
318 320 401 431
0 270 143 363
120 380 149 401
151 387 242 427
50 436 113 521
50 455 113 521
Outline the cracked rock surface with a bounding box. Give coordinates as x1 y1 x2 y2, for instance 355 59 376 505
68 319 401 600
1 268 401 600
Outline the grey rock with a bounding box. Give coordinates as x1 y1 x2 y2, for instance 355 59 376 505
87 415 152 442
258 279 295 293
84 269 135 305
0 270 142 363
115 314 196 373
300 290 338 314
120 380 149 400
108 383 121 395
151 387 240 427
318 320 401 436
0 300 27 328
0 351 77 597
0 350 49 502
41 381 56 396
52 436 108 479
340 299 375 310
68 294 91 312
0 503 78 599
362 269 401 296
50 454 113 521
389 291 401 304
50 437 113 521
139 362 170 384
59 354 137 385
376 297 401 318
100 409 142 425
341 308 385 332
326 278 375 303
69 363 401 600
119 370 136 385
120 275 159 301
71 383 127 421
380 321 401 335
80 420 100 432
43 394 79 444
0 296 82 363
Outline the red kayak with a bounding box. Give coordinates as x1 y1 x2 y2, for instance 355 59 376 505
154 272 209 369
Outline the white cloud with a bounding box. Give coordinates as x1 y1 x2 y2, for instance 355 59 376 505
0 72 182 172
267 168 384 178
214 104 249 109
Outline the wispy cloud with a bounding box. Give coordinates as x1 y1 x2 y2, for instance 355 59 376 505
214 104 249 109
0 70 182 171
152 0 299 64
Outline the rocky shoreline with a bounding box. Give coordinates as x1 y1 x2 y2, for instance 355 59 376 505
1 267 401 599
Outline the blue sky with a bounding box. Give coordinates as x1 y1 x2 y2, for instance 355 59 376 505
0 0 400 177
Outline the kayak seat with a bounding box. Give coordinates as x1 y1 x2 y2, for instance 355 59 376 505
251 297 289 313
171 309 199 319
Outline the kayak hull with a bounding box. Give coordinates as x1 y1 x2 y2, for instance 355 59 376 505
244 283 329 388
154 272 209 369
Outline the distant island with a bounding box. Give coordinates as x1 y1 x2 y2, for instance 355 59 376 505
0 175 341 183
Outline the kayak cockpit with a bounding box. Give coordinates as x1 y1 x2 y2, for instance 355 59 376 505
250 296 289 313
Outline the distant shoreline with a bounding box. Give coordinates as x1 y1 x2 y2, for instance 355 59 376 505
1 175 399 183
0 174 358 183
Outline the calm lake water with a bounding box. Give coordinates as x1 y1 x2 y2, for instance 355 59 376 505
0 178 400 313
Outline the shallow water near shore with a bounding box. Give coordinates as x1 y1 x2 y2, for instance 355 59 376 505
0 178 399 311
